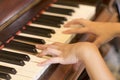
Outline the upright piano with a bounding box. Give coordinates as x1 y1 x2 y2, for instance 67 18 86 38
0 0 96 80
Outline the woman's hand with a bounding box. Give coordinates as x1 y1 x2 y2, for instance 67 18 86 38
36 42 94 66
36 42 115 80
63 18 120 47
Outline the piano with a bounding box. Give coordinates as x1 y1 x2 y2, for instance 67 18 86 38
0 0 96 80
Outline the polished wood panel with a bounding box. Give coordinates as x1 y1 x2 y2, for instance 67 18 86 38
0 0 40 29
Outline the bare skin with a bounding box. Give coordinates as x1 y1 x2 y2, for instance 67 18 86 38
63 18 120 47
35 18 120 80
36 42 115 80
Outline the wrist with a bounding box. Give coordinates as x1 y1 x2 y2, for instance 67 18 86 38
112 23 120 36
75 42 97 63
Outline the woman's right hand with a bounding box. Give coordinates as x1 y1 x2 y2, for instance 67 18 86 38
63 18 120 47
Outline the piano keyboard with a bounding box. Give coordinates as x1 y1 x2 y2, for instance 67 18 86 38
0 1 96 80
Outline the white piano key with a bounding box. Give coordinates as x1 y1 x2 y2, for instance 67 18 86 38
0 50 50 80
51 3 78 9
70 4 96 20
1 2 96 80
10 74 32 80
27 5 95 43
51 4 95 21
19 29 74 44
43 11 70 19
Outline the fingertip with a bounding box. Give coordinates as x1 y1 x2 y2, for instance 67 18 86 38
62 30 71 34
62 28 72 34
35 44 41 48
63 24 71 28
36 53 43 57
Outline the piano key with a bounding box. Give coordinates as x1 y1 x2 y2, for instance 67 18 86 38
22 26 52 38
0 50 30 61
46 7 74 15
0 1 96 80
27 5 95 46
32 19 61 28
50 4 91 26
10 75 32 80
0 55 25 66
14 35 46 44
22 24 74 44
51 3 78 10
0 61 49 80
35 18 63 26
0 65 17 74
24 5 95 47
0 72 11 80
54 0 79 7
0 60 46 79
35 15 64 25
0 48 50 79
5 40 37 53
26 25 55 34
43 11 70 19
37 14 67 22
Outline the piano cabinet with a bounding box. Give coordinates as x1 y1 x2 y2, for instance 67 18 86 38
0 0 115 80
0 0 93 79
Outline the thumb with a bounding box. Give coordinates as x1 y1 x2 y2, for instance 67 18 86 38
63 27 88 34
38 57 63 66
64 18 90 28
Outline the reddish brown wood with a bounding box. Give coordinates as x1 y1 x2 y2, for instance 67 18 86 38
0 0 35 26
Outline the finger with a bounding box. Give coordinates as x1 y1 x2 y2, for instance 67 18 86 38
62 27 88 34
36 52 46 57
52 42 63 46
36 44 48 50
38 57 63 66
36 44 55 50
64 18 89 27
37 47 62 57
42 47 62 56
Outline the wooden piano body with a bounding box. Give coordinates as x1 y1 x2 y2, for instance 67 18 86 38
0 0 100 80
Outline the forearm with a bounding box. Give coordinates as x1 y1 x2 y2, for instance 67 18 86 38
111 23 120 36
77 43 115 80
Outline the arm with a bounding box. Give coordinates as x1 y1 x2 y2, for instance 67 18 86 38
63 18 120 47
77 43 115 80
36 42 115 80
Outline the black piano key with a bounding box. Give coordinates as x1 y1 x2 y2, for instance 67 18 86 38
38 14 67 21
54 0 79 7
36 15 65 24
46 7 74 15
26 25 55 34
14 35 46 44
0 50 30 61
5 40 37 53
34 19 61 27
22 26 52 38
33 19 61 28
0 72 11 80
0 65 17 74
36 18 63 25
0 55 25 66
